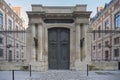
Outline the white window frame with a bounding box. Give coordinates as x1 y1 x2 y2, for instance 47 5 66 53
7 16 13 30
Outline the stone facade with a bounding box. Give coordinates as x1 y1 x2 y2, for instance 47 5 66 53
27 5 91 71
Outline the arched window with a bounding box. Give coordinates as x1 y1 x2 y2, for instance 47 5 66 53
114 11 120 28
0 13 3 28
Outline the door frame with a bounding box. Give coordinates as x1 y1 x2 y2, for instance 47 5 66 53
45 25 74 70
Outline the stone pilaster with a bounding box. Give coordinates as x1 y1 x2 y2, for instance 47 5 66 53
75 24 81 61
31 24 36 61
38 24 43 61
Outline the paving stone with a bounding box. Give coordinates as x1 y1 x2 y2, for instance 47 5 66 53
0 70 120 80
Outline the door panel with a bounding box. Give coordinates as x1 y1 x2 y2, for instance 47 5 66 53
48 28 70 69
48 29 58 69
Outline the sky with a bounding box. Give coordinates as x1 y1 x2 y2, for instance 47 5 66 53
4 0 111 25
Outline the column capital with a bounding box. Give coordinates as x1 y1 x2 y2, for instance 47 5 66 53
75 18 89 24
28 23 35 26
75 23 83 27
37 23 43 25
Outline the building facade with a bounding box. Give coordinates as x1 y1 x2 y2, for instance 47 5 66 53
91 0 120 70
27 5 91 71
0 0 26 70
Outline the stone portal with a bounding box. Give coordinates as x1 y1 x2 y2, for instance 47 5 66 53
26 4 91 71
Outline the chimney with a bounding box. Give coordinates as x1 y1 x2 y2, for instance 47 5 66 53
12 6 21 17
97 6 103 13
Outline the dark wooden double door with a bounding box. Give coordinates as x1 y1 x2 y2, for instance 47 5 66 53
48 28 70 69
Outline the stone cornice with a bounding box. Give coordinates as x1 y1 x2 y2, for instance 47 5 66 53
27 11 91 18
73 11 92 18
26 11 45 18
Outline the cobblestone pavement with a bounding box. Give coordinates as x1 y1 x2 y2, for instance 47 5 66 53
0 70 120 80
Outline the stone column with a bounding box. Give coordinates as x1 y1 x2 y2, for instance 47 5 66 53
38 24 43 61
31 24 36 61
76 24 81 61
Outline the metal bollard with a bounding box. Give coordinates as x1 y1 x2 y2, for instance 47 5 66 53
87 64 89 76
12 70 14 80
29 65 31 77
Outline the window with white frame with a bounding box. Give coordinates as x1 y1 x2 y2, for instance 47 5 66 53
0 13 3 28
0 37 3 44
105 41 109 47
105 19 109 29
98 26 101 38
16 51 19 58
114 48 119 57
114 11 120 28
105 20 109 34
114 37 119 44
98 43 101 49
8 19 12 30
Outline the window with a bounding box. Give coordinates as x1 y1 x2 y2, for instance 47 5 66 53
93 46 95 50
21 45 24 49
0 49 3 57
105 20 109 29
105 50 109 61
98 43 101 49
0 37 3 44
114 48 119 57
16 25 18 37
16 43 18 48
114 11 120 28
8 50 12 62
105 41 109 47
105 20 109 34
16 51 19 58
93 30 95 40
98 26 101 38
21 52 24 58
8 19 12 30
114 37 119 44
0 13 3 28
